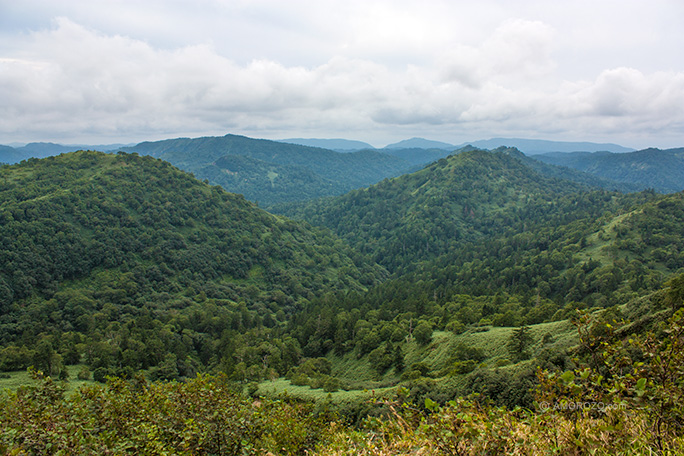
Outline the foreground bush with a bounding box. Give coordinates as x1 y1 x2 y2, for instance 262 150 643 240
4 308 684 455
0 372 331 455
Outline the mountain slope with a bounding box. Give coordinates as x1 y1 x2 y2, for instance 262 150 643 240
500 147 643 193
465 138 634 154
277 147 596 271
121 134 411 206
532 148 684 193
0 150 386 376
278 138 374 151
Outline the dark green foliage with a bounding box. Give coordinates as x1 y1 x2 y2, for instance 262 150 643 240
0 151 385 379
121 134 412 206
412 321 433 345
506 325 533 361
533 147 684 193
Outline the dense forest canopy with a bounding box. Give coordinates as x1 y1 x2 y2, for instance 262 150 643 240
1 145 684 454
119 134 414 206
0 150 385 380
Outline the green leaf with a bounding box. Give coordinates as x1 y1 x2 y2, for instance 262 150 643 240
425 397 439 411
560 371 575 383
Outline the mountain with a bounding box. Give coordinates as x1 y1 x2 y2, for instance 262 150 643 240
463 138 635 154
278 146 680 302
384 137 456 150
0 145 26 164
197 154 339 204
277 138 374 151
120 134 411 206
380 147 452 167
499 147 643 193
0 142 135 164
0 150 386 377
277 147 594 271
531 147 684 193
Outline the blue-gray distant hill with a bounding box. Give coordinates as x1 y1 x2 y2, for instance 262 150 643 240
464 138 634 155
532 147 684 193
384 137 457 150
278 138 375 152
0 142 133 164
120 134 412 206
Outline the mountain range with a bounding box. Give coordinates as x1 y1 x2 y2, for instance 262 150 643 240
4 135 679 207
533 147 684 193
1 137 684 454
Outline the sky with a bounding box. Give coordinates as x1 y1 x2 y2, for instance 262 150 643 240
1 0 683 149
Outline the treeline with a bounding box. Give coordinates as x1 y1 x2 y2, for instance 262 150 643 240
3 278 684 454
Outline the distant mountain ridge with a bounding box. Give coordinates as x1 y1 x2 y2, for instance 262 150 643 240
384 137 456 150
278 138 374 151
120 134 412 206
460 138 635 154
532 147 684 193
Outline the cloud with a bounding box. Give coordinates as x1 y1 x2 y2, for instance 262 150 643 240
1 15 683 147
439 19 556 89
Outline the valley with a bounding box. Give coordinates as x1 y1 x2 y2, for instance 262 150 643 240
0 137 683 454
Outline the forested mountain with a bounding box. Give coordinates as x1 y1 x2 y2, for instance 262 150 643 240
277 147 684 309
533 147 684 193
3 145 684 455
509 148 643 193
380 147 453 167
465 137 634 154
120 134 412 206
277 138 374 151
0 150 386 380
277 147 595 270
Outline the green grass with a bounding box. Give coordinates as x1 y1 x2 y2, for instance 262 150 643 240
0 364 93 394
255 377 396 416
257 318 579 410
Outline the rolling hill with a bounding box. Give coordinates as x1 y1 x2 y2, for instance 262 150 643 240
532 147 684 193
0 150 386 378
120 134 412 206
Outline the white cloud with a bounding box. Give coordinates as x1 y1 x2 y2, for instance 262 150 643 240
1 8 684 148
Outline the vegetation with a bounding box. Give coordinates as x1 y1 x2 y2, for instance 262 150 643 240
533 147 684 193
120 134 412 206
0 150 385 382
2 144 684 453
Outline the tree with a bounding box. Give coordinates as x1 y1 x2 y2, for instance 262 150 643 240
413 322 433 345
507 326 533 362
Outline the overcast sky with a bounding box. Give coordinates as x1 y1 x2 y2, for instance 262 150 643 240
1 0 683 148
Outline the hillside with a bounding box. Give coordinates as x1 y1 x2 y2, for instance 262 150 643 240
120 134 412 206
0 151 386 379
277 147 596 271
465 137 635 154
277 138 374 151
277 147 684 308
533 147 684 193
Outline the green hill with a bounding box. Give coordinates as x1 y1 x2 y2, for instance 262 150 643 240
2 145 684 455
277 147 598 271
120 134 412 206
532 147 684 193
0 150 386 379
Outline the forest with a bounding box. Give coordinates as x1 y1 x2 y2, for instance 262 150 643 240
1 146 683 454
